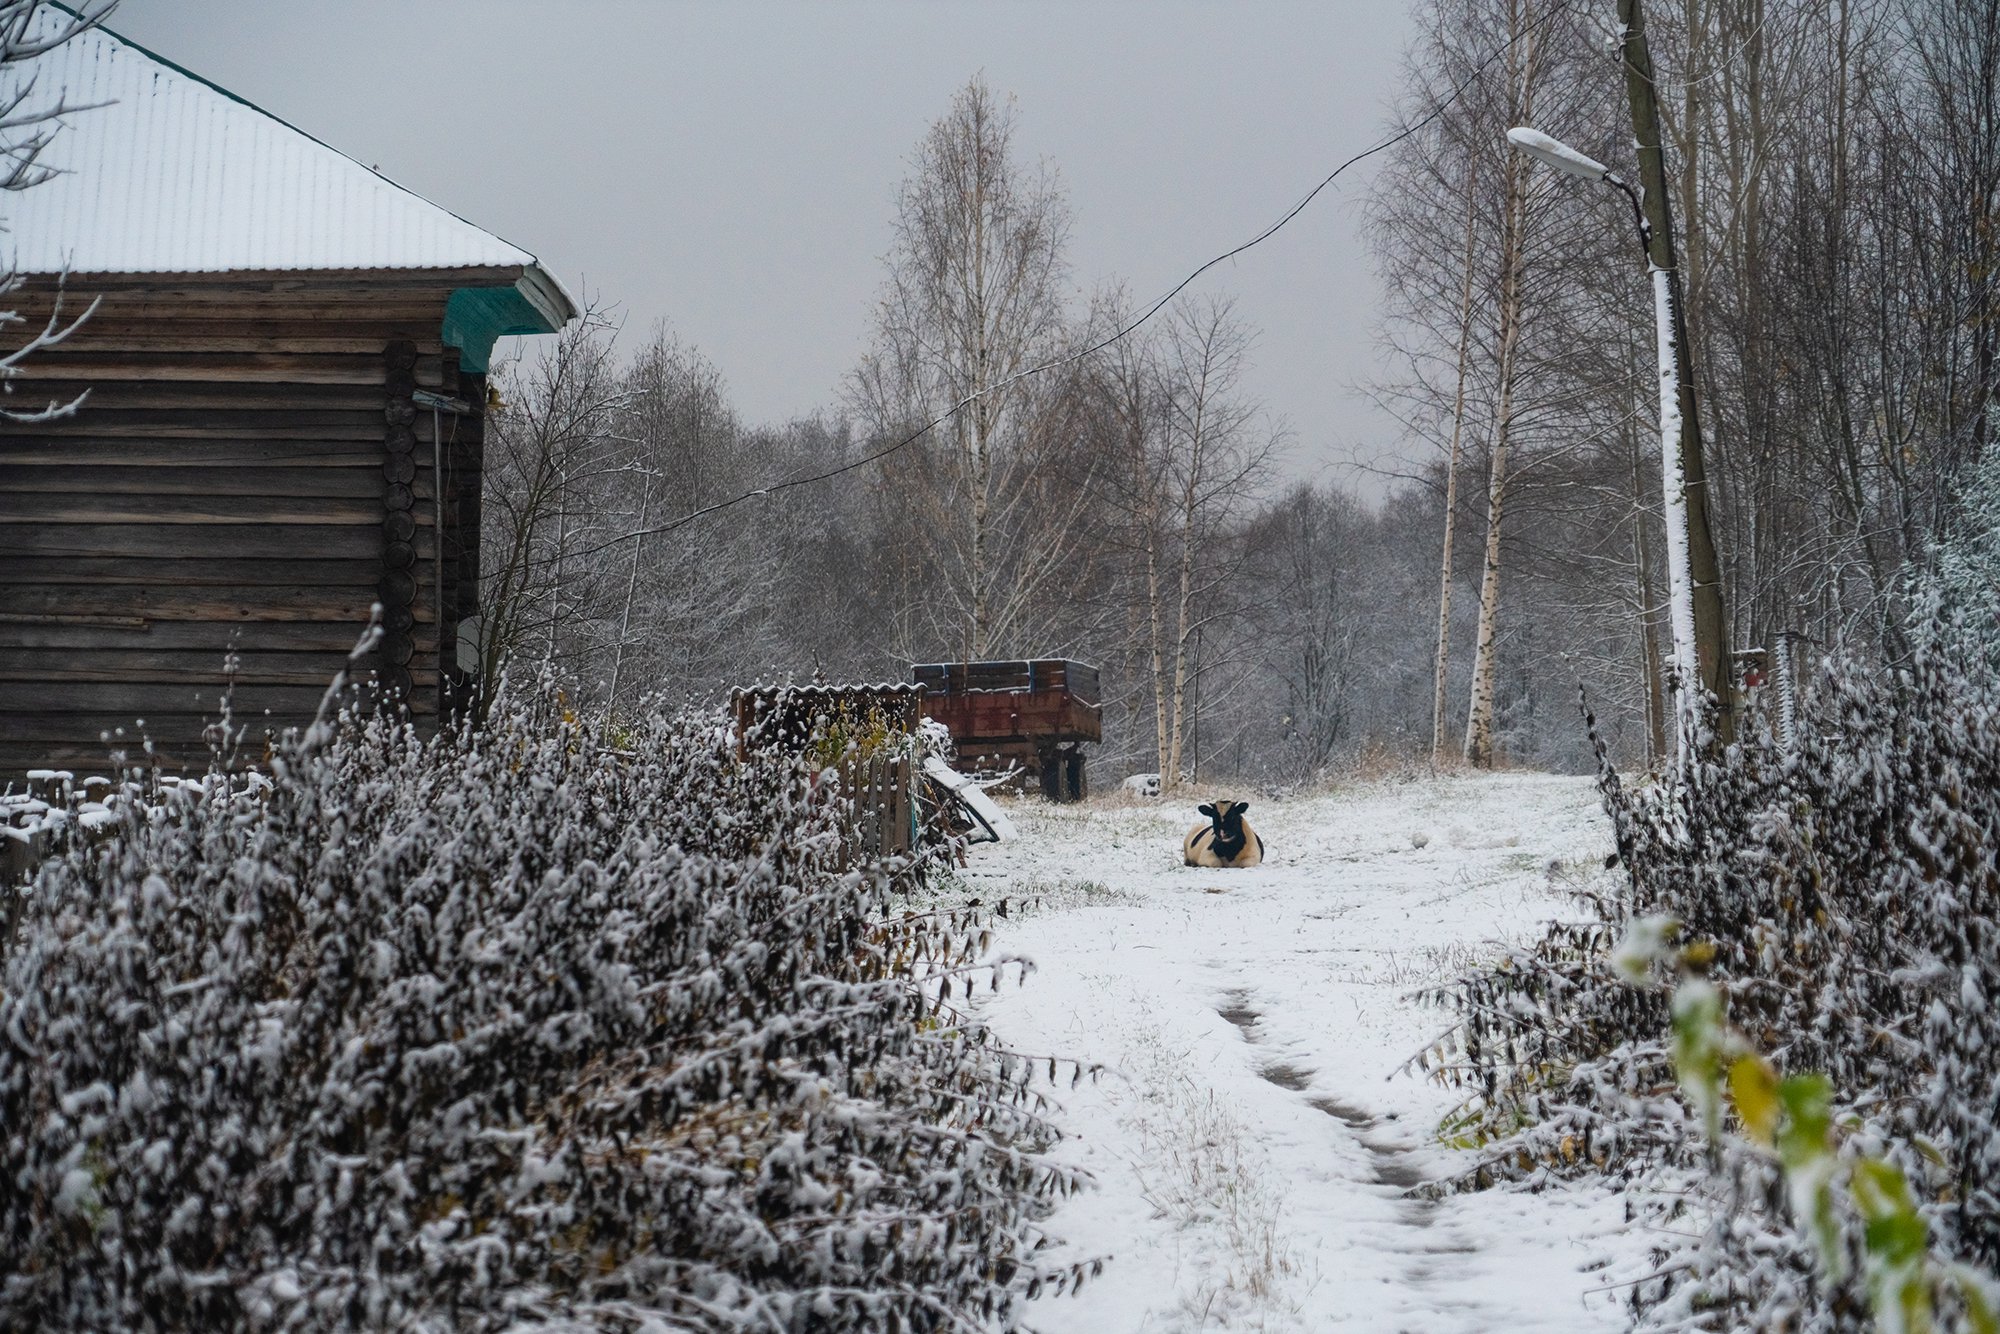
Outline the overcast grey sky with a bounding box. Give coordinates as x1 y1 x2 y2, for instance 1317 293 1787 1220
107 1 1418 485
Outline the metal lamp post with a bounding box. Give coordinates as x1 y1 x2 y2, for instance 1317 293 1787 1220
1506 126 1729 760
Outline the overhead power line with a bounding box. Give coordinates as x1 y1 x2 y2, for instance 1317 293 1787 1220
584 1 1572 556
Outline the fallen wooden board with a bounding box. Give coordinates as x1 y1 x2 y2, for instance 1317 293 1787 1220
922 755 1017 844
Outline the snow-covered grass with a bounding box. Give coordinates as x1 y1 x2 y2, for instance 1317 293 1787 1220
964 773 1656 1331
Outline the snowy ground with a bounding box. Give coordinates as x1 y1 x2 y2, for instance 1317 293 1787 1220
967 772 1655 1333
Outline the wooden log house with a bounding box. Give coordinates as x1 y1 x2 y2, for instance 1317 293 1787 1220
0 17 575 779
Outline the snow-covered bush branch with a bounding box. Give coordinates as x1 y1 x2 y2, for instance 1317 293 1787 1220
0 689 1093 1330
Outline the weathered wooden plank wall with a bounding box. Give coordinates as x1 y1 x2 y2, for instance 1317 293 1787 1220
0 271 499 777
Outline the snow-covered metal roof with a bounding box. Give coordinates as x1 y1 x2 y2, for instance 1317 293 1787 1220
4 9 566 289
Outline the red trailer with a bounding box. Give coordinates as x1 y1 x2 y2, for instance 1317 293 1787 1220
911 660 1100 802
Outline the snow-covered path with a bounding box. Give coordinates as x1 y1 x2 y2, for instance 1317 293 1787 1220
970 773 1648 1333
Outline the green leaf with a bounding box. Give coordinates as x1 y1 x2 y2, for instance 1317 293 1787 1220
1853 1160 1927 1267
1853 1158 1933 1334
1950 1263 2000 1334
1729 1053 1781 1147
1775 1074 1841 1275
1776 1073 1833 1169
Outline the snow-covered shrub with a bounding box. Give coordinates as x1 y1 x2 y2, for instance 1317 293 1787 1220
1426 665 2000 1325
1617 922 2000 1334
0 688 1092 1330
1922 415 2000 671
1423 444 2000 1329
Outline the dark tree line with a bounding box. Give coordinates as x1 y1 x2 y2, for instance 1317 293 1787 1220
477 79 1385 791
480 0 1997 784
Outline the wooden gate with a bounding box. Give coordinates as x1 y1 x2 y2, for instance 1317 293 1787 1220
836 753 914 861
730 682 924 865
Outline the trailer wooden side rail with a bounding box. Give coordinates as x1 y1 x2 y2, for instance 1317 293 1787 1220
912 659 1100 803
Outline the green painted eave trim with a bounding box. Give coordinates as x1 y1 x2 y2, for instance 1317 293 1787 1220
441 267 574 372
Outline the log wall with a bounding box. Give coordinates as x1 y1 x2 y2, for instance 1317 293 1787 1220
0 270 506 779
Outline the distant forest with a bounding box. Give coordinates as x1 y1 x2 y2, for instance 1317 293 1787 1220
480 0 1996 786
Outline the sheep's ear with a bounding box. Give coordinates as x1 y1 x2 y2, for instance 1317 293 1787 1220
1235 801 1250 815
1198 803 1216 818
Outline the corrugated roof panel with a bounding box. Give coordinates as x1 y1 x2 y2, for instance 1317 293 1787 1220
3 13 540 275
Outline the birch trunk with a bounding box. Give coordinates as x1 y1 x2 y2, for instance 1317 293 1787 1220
967 148 994 661
1463 332 1519 769
1145 471 1171 785
1463 39 1535 769
1164 385 1207 787
1432 168 1480 766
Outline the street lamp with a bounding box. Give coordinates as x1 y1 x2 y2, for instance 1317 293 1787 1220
1504 129 1650 255
1505 127 1611 182
1508 124 1709 762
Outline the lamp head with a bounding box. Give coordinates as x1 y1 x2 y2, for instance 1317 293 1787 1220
1506 127 1610 182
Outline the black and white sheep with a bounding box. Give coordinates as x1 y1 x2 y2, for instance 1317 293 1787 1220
1183 799 1264 868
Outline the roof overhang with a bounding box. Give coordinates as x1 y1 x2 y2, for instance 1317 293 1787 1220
442 265 578 373
11 266 577 373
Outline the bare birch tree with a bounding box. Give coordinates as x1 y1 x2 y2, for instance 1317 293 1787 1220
1262 483 1360 781
1463 0 1546 769
1431 160 1482 765
476 308 625 706
850 76 1081 661
603 331 779 707
1150 296 1275 789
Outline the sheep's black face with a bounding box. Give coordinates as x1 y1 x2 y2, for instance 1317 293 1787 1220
1199 800 1251 858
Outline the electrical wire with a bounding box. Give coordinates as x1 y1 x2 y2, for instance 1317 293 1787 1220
587 0 1573 555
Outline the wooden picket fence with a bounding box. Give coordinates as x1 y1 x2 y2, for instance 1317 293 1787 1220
730 682 924 866
834 753 915 862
